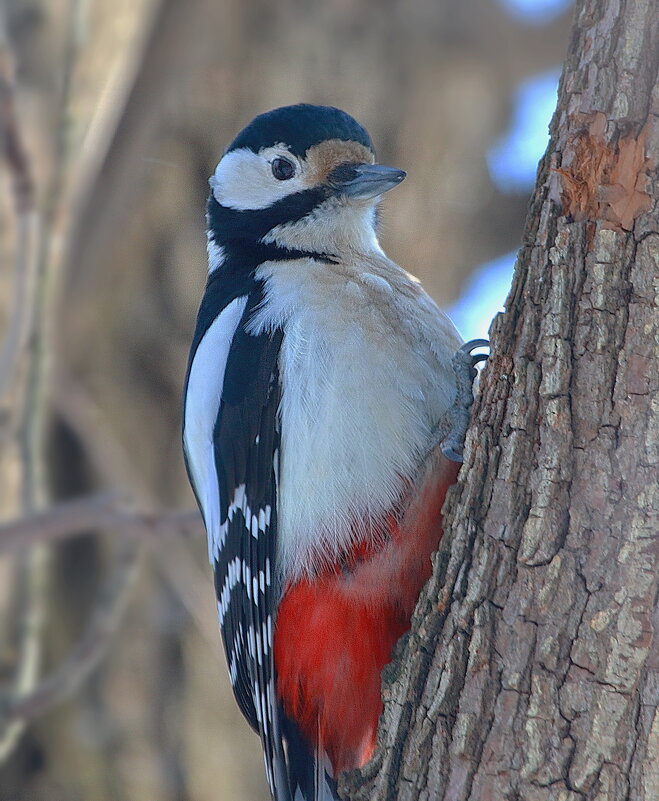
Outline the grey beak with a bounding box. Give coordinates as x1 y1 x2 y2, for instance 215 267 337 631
329 163 407 200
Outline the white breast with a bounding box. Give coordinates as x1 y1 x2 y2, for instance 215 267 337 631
247 256 462 583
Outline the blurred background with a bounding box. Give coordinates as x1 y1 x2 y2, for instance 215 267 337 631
0 0 572 799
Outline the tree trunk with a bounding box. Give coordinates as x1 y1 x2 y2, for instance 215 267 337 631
343 1 659 799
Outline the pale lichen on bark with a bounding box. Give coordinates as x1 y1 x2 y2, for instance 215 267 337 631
342 0 658 799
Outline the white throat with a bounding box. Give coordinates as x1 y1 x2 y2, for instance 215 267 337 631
262 197 383 257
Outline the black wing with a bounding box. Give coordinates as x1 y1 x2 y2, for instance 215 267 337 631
212 294 290 800
183 261 332 800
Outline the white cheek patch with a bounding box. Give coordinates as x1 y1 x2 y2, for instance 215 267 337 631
211 148 306 211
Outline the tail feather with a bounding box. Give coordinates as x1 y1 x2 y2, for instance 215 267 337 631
281 710 339 801
315 721 339 801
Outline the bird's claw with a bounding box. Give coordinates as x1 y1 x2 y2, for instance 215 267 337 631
440 339 489 463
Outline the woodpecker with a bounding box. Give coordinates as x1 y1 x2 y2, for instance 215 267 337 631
183 104 485 801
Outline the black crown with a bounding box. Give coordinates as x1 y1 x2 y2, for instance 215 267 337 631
227 104 375 159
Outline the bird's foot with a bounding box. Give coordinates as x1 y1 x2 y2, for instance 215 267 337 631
440 339 489 463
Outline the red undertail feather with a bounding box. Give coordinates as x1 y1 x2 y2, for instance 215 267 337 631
275 451 460 775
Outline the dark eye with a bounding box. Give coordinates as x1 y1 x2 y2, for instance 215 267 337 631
271 157 295 181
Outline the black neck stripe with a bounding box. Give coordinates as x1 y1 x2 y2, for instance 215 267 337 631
207 188 328 246
188 238 336 363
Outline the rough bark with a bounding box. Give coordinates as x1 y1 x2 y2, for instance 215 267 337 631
343 1 659 800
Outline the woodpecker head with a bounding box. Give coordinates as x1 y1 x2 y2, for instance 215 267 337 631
207 104 406 267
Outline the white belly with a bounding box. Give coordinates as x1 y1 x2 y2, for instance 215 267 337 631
247 256 462 583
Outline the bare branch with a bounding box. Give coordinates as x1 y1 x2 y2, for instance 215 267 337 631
155 536 224 660
0 493 203 554
0 539 141 728
0 0 217 770
54 380 221 659
62 0 209 294
0 17 38 402
0 7 45 765
0 68 35 214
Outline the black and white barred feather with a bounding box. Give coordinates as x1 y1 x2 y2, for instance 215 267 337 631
183 265 288 797
183 249 338 801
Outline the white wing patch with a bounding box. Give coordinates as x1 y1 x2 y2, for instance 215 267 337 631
206 234 226 273
183 296 248 562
